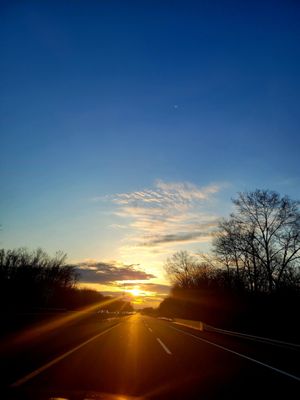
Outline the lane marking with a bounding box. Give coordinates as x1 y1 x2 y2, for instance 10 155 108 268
148 327 153 333
169 325 300 382
10 323 121 388
156 337 172 355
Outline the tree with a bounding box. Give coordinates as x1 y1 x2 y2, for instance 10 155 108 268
0 248 78 309
164 250 226 292
213 190 300 293
164 251 197 288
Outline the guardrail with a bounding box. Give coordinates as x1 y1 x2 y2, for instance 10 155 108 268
171 318 299 350
204 324 300 349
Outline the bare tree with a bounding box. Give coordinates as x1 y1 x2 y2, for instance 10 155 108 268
213 190 300 293
0 248 78 309
164 251 197 288
164 251 225 291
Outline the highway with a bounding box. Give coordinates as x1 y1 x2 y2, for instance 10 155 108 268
2 313 300 399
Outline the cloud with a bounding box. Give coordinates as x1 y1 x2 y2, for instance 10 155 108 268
140 224 217 247
113 180 220 207
77 261 156 284
108 180 221 252
94 290 125 298
137 283 170 295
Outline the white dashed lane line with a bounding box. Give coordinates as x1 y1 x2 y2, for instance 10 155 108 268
156 337 172 355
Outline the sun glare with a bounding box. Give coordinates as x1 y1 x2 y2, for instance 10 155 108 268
126 288 142 297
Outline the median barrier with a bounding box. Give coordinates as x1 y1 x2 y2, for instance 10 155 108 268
173 318 205 331
170 318 300 349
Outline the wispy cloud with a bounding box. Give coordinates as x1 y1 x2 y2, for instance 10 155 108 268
109 179 222 254
82 181 224 306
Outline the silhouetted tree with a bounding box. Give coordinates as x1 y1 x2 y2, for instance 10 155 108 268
164 250 228 292
165 251 197 288
161 190 300 338
0 248 86 310
213 190 300 293
0 248 135 312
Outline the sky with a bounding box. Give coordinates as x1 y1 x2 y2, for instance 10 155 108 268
1 0 300 307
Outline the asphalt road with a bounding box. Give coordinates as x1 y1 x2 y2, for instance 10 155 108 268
2 313 300 399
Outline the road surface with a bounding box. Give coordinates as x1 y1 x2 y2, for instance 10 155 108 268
2 313 299 399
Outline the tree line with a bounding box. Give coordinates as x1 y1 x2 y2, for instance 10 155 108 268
0 247 133 312
159 190 300 339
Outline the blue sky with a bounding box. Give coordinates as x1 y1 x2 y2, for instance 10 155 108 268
1 1 300 304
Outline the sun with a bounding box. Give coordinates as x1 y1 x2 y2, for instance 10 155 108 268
126 287 142 297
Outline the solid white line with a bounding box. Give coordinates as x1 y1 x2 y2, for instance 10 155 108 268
148 327 153 333
169 325 300 382
156 337 172 355
10 323 121 388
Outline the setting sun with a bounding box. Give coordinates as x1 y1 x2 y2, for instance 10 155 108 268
126 287 143 297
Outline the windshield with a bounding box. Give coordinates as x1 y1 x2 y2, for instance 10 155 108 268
1 1 299 399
